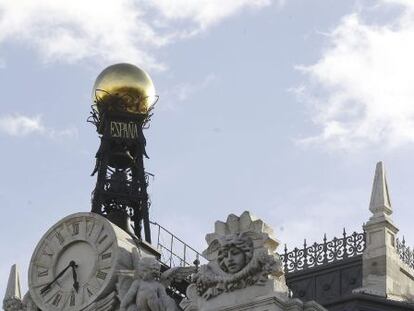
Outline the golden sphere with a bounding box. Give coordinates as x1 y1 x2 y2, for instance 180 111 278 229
92 63 156 115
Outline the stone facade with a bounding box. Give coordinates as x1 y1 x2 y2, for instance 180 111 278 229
6 161 414 311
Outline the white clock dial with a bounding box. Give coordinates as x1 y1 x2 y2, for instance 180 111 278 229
29 212 135 311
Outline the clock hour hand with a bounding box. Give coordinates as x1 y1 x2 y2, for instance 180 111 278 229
71 262 79 293
40 260 77 294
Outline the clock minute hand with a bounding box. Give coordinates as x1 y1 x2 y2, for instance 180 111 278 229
40 261 76 294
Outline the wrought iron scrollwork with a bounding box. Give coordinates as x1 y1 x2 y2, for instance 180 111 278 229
280 229 366 273
396 237 414 269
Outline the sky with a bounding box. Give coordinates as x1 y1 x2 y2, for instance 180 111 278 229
2 0 414 298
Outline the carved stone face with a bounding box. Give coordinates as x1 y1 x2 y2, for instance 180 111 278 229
216 234 254 274
218 246 246 273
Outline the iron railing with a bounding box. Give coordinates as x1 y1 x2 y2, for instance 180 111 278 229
150 221 203 268
396 237 414 269
280 229 366 273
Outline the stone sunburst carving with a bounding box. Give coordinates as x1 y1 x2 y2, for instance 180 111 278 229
184 211 285 305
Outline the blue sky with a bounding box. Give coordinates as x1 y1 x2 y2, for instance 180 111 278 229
2 0 414 298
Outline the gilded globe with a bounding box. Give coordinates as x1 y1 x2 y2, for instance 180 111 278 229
92 63 156 115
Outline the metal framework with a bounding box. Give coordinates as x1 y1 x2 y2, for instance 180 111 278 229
281 229 366 274
150 221 203 268
88 93 154 243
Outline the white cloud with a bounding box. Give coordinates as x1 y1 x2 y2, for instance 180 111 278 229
149 0 272 31
0 114 45 136
0 114 78 139
0 0 276 70
297 1 414 151
159 73 217 110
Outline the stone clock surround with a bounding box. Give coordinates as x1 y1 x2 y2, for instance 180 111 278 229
28 213 138 311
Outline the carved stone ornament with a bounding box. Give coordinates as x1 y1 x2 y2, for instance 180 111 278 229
3 292 38 311
117 248 196 311
180 211 290 311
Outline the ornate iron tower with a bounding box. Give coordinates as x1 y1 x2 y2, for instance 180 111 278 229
88 63 157 243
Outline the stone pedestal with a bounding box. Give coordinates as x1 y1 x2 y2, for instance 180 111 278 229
180 211 326 311
183 280 324 311
205 295 324 311
362 214 399 299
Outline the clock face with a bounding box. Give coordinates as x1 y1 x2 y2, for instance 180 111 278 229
29 213 119 311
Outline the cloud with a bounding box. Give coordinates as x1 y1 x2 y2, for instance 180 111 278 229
149 0 272 31
0 0 276 70
296 1 414 152
0 114 78 139
159 73 217 110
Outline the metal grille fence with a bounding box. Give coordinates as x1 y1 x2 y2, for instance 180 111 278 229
396 237 414 269
280 229 366 273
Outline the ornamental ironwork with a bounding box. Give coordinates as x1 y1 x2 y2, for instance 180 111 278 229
280 229 366 273
396 237 414 269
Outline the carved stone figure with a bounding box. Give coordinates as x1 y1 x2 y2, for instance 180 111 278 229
180 211 295 311
3 292 37 311
180 212 327 311
188 212 285 302
118 248 196 311
3 297 24 311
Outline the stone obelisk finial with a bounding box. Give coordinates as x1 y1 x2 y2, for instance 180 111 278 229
3 264 23 311
4 265 21 301
369 161 392 220
361 161 402 300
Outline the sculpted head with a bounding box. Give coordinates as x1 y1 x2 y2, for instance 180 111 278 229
136 257 161 280
217 233 254 274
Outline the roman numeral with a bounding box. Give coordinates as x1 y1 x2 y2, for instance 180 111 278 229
72 223 80 236
96 270 107 280
37 269 48 277
55 232 65 245
87 222 95 237
40 287 51 297
87 287 94 297
98 234 108 244
42 250 53 257
51 292 62 306
70 293 75 306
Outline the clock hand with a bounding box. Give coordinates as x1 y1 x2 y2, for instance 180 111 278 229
71 262 79 293
40 261 77 295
